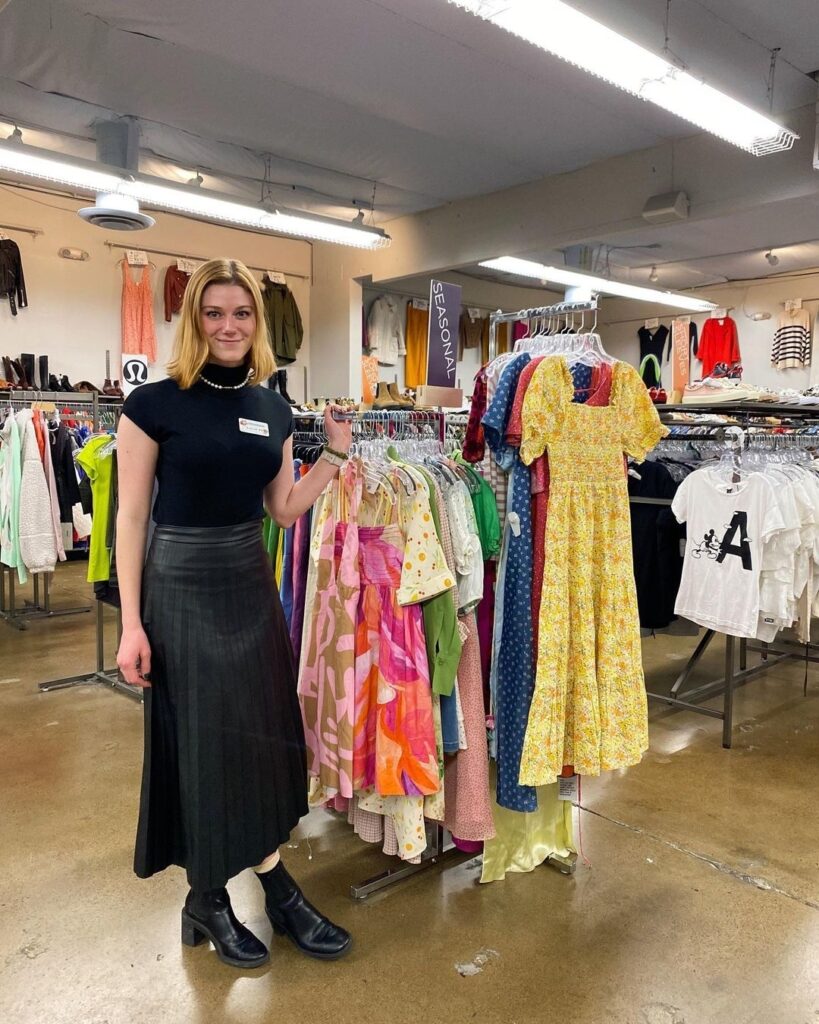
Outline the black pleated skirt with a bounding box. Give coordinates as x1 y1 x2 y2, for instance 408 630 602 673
134 521 308 891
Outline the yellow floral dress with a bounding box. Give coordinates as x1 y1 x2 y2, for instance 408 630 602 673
518 357 668 783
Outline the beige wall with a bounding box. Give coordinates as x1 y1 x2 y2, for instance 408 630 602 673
0 185 312 401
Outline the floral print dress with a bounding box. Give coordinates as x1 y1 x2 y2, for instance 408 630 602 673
518 358 667 783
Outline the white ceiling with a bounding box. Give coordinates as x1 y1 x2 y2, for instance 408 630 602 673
0 0 816 226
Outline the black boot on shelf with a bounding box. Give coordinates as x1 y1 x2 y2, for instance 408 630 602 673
20 353 35 391
2 356 15 385
181 888 269 970
277 369 296 405
48 373 62 392
60 374 74 392
38 355 49 392
268 372 279 391
256 860 351 960
11 358 30 389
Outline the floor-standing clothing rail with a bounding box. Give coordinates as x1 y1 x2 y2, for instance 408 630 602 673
488 299 599 361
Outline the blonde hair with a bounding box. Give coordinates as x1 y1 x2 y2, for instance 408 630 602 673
167 258 276 389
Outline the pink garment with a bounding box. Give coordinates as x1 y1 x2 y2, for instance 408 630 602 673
298 464 361 799
434 493 495 843
121 262 158 364
477 559 495 713
288 463 311 663
40 414 66 562
353 521 439 797
444 612 495 841
512 320 530 343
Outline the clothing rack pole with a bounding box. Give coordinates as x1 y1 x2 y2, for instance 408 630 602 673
488 299 599 362
0 223 43 238
104 241 310 281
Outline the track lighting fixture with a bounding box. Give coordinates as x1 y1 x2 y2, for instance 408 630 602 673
649 265 659 283
764 250 779 266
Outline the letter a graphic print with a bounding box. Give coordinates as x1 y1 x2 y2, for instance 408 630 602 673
716 511 752 571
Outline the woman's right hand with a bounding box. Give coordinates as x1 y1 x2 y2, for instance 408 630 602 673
117 627 153 688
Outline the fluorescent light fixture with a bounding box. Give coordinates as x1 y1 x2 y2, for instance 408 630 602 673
0 141 390 249
480 256 718 312
451 0 797 155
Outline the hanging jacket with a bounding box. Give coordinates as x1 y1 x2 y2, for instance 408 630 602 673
0 238 28 316
367 294 405 366
16 409 58 574
51 423 82 523
263 279 303 365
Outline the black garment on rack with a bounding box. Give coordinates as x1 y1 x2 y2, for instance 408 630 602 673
638 324 670 383
628 459 687 630
51 423 82 523
0 239 28 316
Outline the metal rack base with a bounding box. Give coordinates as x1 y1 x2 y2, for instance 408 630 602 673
1 567 91 630
647 630 807 747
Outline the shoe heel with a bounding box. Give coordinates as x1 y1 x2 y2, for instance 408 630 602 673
181 912 207 947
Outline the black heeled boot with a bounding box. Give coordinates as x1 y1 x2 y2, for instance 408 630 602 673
20 353 35 391
38 355 49 392
257 861 351 960
277 369 296 405
181 888 269 969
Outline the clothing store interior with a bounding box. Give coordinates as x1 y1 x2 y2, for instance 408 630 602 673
2 1 819 1021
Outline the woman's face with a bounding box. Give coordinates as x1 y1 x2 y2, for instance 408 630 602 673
200 283 257 367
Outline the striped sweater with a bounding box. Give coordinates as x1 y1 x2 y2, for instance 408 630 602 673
771 308 811 369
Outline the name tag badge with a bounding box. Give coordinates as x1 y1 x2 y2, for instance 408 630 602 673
238 418 270 437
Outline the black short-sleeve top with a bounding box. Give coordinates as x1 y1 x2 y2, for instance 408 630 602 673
122 363 294 527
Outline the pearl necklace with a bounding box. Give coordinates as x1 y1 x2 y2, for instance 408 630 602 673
199 368 255 390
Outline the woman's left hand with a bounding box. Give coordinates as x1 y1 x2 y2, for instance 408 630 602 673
324 404 353 454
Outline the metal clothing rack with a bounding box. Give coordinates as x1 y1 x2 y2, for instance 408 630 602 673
635 428 818 743
488 299 599 362
0 565 91 630
0 223 43 238
295 408 448 445
38 600 143 703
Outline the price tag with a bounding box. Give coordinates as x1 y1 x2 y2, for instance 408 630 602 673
412 298 429 311
644 317 660 330
711 308 728 319
785 299 803 312
467 307 482 319
126 249 149 266
177 257 201 274
558 775 578 802
267 270 287 285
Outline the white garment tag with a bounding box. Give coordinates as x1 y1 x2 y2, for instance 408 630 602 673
412 298 429 311
785 299 802 312
507 511 521 537
238 418 270 436
467 307 482 319
176 257 200 274
558 776 578 802
711 308 728 319
126 249 148 266
644 317 660 329
61 522 74 551
267 270 287 285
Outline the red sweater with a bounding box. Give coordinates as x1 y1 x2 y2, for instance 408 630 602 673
697 316 740 378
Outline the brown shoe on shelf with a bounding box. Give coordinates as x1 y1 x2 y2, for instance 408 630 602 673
373 381 401 411
102 379 121 397
388 382 413 409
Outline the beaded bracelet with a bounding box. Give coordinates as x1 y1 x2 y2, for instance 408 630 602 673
324 444 350 461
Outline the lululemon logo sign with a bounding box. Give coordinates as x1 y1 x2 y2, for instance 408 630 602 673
122 355 149 397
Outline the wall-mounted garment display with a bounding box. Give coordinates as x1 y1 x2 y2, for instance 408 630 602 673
367 293 405 368
163 265 191 322
0 237 28 316
263 277 304 365
771 308 811 369
696 315 740 379
637 323 670 383
670 317 698 400
459 309 484 360
121 262 158 364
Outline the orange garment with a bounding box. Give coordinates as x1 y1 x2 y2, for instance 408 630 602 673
361 355 379 403
405 303 429 388
32 411 45 462
480 321 509 364
121 262 158 364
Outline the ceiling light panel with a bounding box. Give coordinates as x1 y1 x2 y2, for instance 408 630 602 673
480 256 718 311
451 0 797 155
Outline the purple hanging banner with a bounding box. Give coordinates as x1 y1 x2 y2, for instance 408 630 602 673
426 279 462 387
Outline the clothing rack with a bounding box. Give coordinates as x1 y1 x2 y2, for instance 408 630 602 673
488 299 599 362
104 241 310 281
295 408 448 445
1 396 121 626
633 430 818 742
363 285 502 315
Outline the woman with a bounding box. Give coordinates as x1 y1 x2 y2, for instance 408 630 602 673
116 258 353 969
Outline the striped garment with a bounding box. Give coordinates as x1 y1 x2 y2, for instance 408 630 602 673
771 308 811 368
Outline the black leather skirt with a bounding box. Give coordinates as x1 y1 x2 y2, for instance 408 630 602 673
133 521 308 891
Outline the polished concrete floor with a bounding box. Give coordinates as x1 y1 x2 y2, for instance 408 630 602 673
2 561 819 1024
